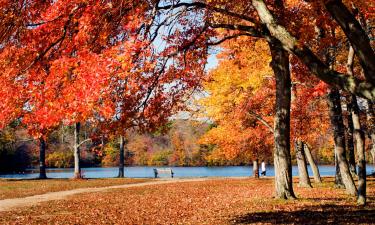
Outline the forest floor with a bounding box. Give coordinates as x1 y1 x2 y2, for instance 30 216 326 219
0 177 375 224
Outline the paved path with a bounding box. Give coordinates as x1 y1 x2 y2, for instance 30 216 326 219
0 178 217 212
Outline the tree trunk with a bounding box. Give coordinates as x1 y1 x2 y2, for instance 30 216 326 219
303 142 322 183
334 151 344 188
253 159 259 178
350 95 366 205
366 100 375 167
327 89 357 195
346 100 357 175
39 137 47 179
84 124 87 140
295 140 312 187
60 125 65 144
74 122 82 179
268 42 296 199
346 45 357 176
118 135 125 178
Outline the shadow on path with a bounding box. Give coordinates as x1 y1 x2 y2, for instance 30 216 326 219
231 204 375 224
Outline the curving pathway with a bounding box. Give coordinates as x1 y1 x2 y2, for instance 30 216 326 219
0 178 219 212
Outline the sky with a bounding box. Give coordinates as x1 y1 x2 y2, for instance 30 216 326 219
149 1 221 121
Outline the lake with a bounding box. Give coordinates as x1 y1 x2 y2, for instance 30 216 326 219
1 165 374 179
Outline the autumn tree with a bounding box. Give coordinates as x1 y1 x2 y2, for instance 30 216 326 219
0 1 146 178
199 38 274 176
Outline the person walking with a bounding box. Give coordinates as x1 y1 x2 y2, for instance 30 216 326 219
261 160 266 176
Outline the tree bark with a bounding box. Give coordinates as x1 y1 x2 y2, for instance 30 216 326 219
39 137 47 179
346 101 357 176
303 142 322 183
268 41 296 199
295 140 312 188
350 95 366 205
366 100 375 167
251 0 375 100
253 159 259 178
327 89 357 195
74 122 82 179
324 0 375 84
346 46 357 176
334 151 344 188
60 125 65 144
118 135 125 178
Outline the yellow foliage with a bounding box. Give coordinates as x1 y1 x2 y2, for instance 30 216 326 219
199 38 273 161
200 38 272 122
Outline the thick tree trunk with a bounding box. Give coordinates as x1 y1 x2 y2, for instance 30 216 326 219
327 89 357 195
346 106 357 176
268 42 296 199
350 95 366 205
118 135 125 178
324 0 375 84
253 159 259 178
366 100 375 167
39 138 47 179
74 122 82 179
295 140 312 188
251 0 375 100
303 142 322 183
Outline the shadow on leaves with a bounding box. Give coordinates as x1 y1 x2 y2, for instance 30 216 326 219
231 204 375 224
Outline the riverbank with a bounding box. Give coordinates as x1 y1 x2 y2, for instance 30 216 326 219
1 177 375 224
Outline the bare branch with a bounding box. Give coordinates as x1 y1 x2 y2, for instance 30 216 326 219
78 138 92 148
208 23 263 38
156 2 257 24
206 33 252 46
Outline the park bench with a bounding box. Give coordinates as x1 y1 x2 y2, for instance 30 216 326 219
153 168 174 178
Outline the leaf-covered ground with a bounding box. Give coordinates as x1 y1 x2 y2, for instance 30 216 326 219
0 178 149 200
1 177 375 224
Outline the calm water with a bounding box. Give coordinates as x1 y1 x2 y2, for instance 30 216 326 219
1 165 374 179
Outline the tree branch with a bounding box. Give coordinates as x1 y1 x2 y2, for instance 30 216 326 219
206 33 253 46
208 23 263 38
324 0 375 84
247 111 274 133
251 0 375 100
156 2 257 24
78 138 92 148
